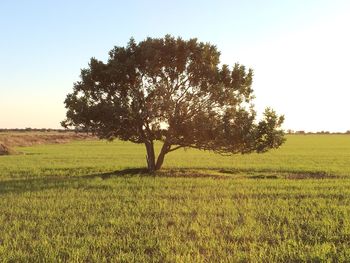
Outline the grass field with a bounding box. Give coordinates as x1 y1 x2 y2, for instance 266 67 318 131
1 134 350 262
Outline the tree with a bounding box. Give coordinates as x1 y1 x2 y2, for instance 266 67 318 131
62 35 285 172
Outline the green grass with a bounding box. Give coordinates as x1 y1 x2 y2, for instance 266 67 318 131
1 135 350 262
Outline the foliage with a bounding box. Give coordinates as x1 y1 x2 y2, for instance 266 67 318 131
62 35 285 171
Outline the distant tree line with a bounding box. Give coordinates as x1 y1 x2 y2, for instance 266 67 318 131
1 128 349 134
0 128 81 133
287 129 350 135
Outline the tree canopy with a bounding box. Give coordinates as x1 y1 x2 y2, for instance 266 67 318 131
62 35 285 171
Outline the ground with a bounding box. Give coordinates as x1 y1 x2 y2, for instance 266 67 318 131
0 134 350 262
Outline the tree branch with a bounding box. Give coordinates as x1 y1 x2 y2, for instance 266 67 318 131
167 145 183 152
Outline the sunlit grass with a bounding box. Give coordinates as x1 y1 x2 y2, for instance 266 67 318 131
0 134 350 261
1 134 350 179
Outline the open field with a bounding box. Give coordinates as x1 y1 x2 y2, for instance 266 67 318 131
1 134 350 261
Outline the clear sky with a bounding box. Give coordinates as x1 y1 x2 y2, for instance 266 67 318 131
1 0 349 131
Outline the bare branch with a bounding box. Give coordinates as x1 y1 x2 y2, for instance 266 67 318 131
167 145 183 153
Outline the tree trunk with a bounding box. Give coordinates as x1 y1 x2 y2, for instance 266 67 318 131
145 141 156 172
155 142 170 171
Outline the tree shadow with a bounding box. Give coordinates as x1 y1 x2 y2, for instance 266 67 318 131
0 167 340 196
0 177 75 196
217 168 339 179
0 168 152 196
82 168 150 180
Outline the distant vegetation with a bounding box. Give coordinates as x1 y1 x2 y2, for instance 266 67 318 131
2 128 349 134
287 129 350 135
0 128 79 133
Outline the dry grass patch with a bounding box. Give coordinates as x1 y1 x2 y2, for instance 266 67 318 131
0 143 11 155
0 132 94 156
0 132 93 148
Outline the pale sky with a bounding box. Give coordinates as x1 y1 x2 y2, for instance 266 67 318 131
1 0 349 132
